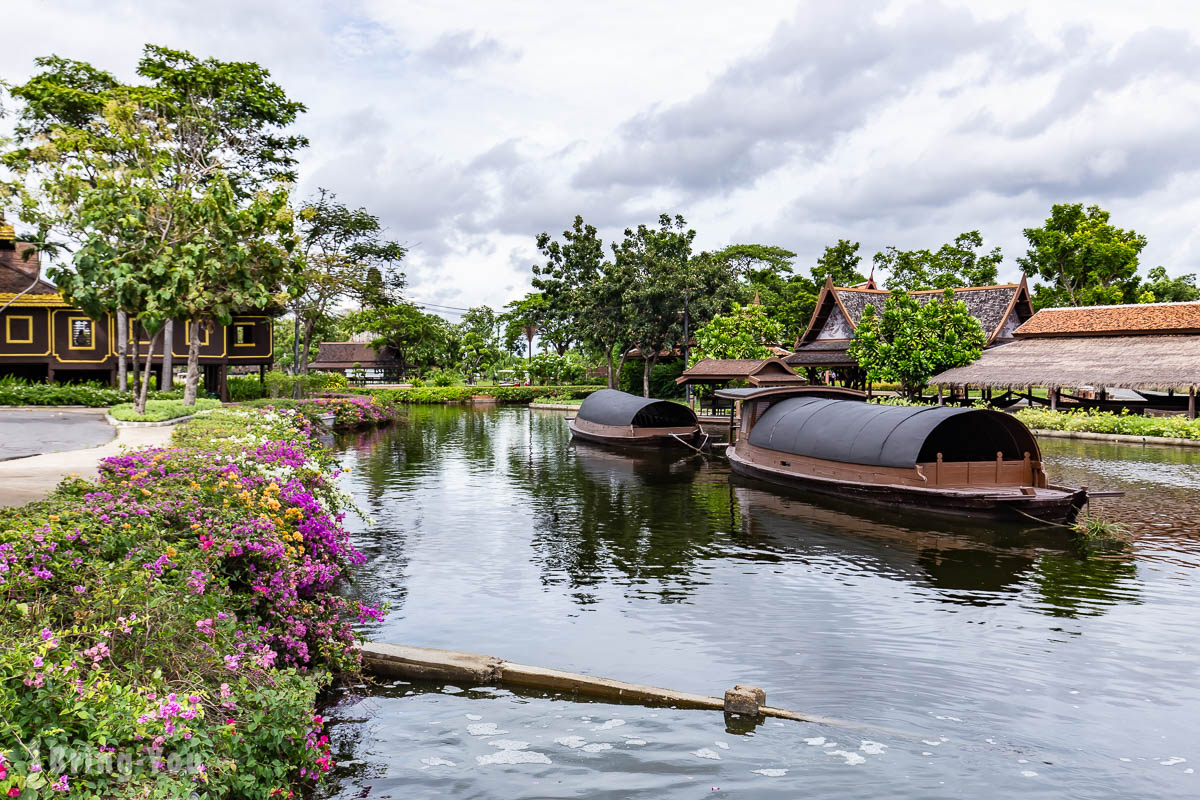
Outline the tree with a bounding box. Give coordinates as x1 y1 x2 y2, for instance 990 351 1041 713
1018 203 1147 307
691 303 783 363
349 303 435 380
1134 266 1200 304
289 189 406 374
847 289 986 399
457 305 501 382
813 239 868 286
615 215 742 397
880 231 1002 291
7 46 309 406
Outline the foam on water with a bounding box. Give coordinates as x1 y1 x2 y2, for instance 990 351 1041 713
582 743 613 752
752 768 788 777
554 736 587 749
860 740 887 755
805 737 826 746
419 757 456 768
692 748 721 760
594 719 626 731
831 750 866 766
466 723 508 737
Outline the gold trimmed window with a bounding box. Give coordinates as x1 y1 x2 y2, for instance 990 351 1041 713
5 315 33 344
233 323 255 346
69 317 95 349
186 320 210 346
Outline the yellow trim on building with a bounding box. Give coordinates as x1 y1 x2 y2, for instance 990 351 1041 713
0 292 69 307
51 310 109 363
66 316 95 350
5 315 34 344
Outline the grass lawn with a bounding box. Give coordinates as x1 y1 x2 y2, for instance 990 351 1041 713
109 397 222 422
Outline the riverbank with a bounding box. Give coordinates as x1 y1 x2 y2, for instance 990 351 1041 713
370 385 602 405
0 406 382 798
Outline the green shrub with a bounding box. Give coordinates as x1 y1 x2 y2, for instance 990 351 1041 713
0 376 128 407
409 378 426 388
305 370 347 392
431 370 455 387
227 374 267 401
1013 407 1200 440
369 385 602 405
109 398 222 421
618 360 684 398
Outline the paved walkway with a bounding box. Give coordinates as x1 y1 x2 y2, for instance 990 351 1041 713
0 423 175 508
0 407 116 460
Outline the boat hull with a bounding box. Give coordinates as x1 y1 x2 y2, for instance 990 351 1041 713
568 418 703 449
726 443 1086 524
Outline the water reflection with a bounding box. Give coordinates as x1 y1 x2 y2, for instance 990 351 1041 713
323 407 1200 800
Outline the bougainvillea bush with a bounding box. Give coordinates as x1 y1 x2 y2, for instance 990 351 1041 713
0 407 381 798
308 396 396 429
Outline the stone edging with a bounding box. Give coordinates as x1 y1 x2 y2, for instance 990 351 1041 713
528 402 580 411
1032 428 1200 448
105 412 197 428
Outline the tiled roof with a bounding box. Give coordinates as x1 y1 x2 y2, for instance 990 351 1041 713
784 342 856 367
308 342 403 368
676 357 803 385
1016 302 1200 337
0 244 56 295
835 285 1023 340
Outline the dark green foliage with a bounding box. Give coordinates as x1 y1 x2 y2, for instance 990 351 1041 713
0 376 128 407
879 231 1002 291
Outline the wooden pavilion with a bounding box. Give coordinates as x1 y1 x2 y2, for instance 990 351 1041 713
675 357 805 417
786 275 1035 378
930 301 1200 418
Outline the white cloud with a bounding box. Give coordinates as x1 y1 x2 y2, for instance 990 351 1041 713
4 0 1200 313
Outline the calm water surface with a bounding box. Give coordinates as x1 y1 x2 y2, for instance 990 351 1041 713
319 406 1200 799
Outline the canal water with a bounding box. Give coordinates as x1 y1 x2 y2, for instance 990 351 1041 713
320 406 1200 799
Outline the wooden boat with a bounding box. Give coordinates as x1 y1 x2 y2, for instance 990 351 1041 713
720 387 1091 523
568 389 703 449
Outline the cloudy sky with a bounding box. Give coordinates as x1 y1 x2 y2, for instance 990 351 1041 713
5 0 1200 318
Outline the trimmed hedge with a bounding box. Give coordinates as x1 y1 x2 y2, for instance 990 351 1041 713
0 378 129 407
371 385 604 405
0 406 380 798
1014 407 1200 440
108 398 223 422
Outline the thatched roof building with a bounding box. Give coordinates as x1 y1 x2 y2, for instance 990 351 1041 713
308 342 403 371
931 301 1200 414
786 275 1034 368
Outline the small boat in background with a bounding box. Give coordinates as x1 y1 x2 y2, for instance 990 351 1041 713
568 389 703 449
720 387 1091 523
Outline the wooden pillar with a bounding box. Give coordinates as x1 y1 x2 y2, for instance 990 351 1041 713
937 385 944 406
1050 387 1059 411
259 364 266 385
1190 387 1196 420
218 363 230 402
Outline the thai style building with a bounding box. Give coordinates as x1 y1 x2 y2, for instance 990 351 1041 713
931 300 1200 417
785 274 1036 373
0 228 274 397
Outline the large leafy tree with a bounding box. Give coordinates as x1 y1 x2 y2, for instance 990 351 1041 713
1018 203 1147 307
880 231 1002 291
6 45 308 405
715 243 815 344
1134 266 1200 304
614 215 740 397
847 289 986 399
458 305 502 383
691 302 783 364
349 302 436 380
812 239 869 286
289 189 406 374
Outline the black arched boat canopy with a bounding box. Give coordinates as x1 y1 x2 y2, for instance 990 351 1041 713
576 389 699 429
746 397 1040 468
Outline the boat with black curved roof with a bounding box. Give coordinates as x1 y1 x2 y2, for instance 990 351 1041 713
720 387 1093 523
